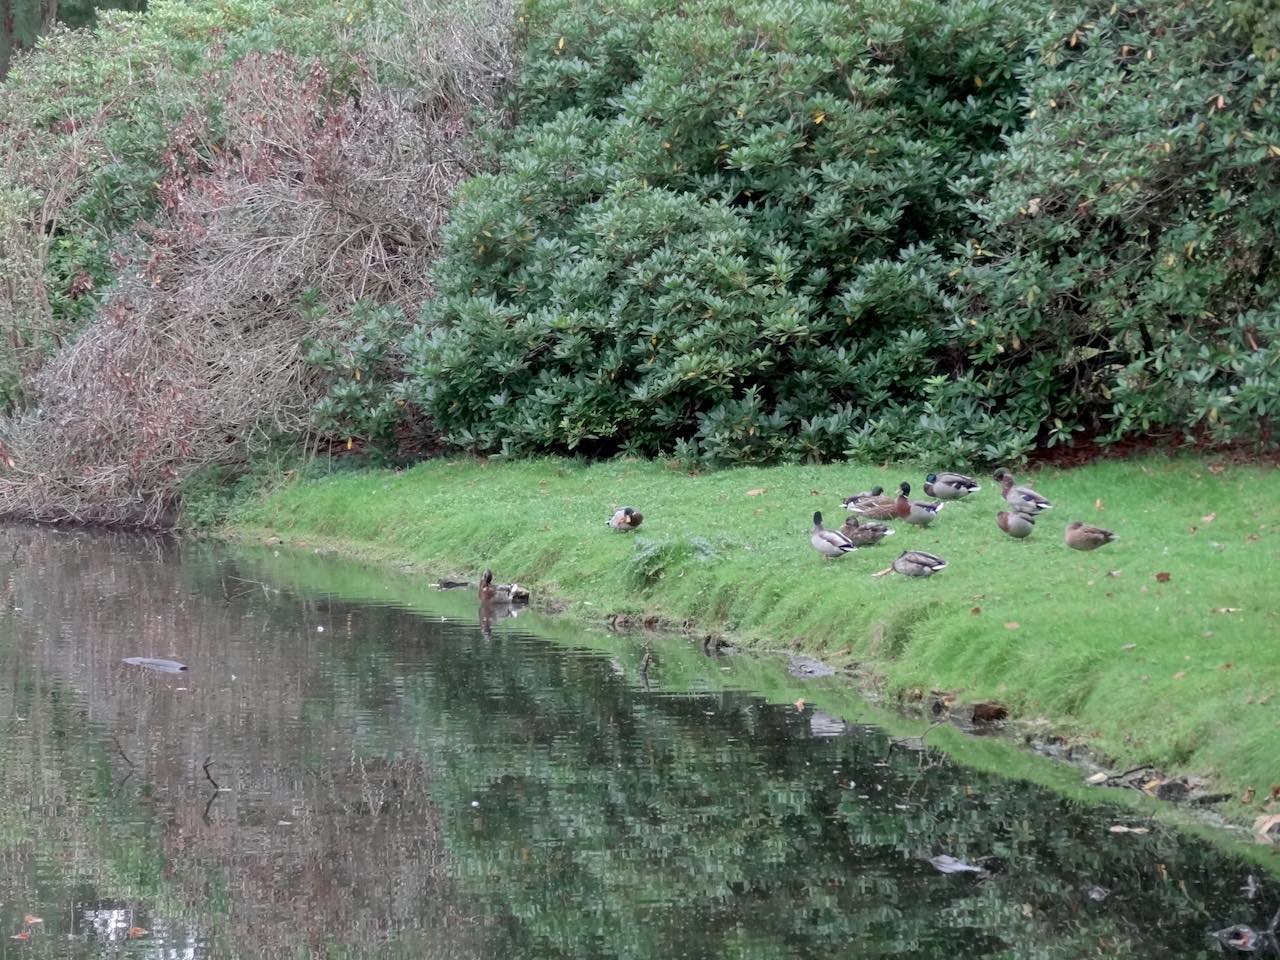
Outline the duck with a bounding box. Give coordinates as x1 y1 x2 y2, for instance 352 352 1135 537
923 472 980 500
892 550 948 577
894 482 944 526
478 569 531 604
839 515 894 547
842 486 882 508
607 506 644 530
842 486 893 516
994 468 1052 514
996 510 1036 539
811 511 857 558
1064 520 1116 551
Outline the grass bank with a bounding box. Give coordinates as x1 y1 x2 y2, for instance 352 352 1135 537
231 455 1280 811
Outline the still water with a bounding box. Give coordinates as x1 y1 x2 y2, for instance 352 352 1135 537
0 526 1275 959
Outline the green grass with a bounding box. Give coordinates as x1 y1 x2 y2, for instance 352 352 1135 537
232 455 1280 805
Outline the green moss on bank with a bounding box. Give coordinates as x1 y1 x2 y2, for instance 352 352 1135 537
232 455 1280 803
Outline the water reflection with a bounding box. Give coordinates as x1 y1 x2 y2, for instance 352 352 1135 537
0 526 1275 959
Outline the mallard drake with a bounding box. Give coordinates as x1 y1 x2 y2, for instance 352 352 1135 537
846 487 898 520
607 506 644 530
996 510 1035 539
840 515 894 546
478 569 531 604
895 482 944 526
811 511 856 558
1064 520 1116 551
994 469 1052 514
892 550 947 577
924 472 980 500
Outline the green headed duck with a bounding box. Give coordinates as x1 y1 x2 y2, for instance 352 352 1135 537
924 472 980 500
1064 520 1116 551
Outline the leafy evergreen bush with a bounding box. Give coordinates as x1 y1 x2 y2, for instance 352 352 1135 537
407 0 1277 464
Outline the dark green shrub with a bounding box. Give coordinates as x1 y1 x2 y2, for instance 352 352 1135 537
305 300 424 463
407 0 1277 464
960 0 1280 448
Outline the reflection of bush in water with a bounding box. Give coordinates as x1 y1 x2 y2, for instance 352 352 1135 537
388 618 1274 960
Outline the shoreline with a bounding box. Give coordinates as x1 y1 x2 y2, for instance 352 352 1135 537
222 454 1280 840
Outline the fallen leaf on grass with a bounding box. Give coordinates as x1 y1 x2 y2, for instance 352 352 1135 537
1106 569 1122 577
745 487 767 497
1004 621 1020 630
1202 512 1216 524
1086 772 1109 785
1172 671 1185 680
1108 825 1150 834
970 606 981 615
810 488 820 496
1155 571 1171 583
1120 643 1136 651
1207 463 1225 475
1213 607 1243 614
1094 498 1104 511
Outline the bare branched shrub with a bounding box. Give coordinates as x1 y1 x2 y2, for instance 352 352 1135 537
1 2 515 524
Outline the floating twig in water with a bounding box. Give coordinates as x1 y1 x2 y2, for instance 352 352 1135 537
112 735 134 768
202 756 220 791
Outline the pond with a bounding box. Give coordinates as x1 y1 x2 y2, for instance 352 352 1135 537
0 526 1275 959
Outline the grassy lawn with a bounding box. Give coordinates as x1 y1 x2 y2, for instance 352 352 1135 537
233 455 1280 803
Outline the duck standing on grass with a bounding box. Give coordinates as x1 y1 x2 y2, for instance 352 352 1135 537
811 511 857 558
1064 521 1116 550
994 468 1052 514
923 472 980 500
894 482 944 526
608 506 644 530
840 515 894 546
478 569 531 604
843 486 896 519
996 510 1036 539
890 551 948 577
